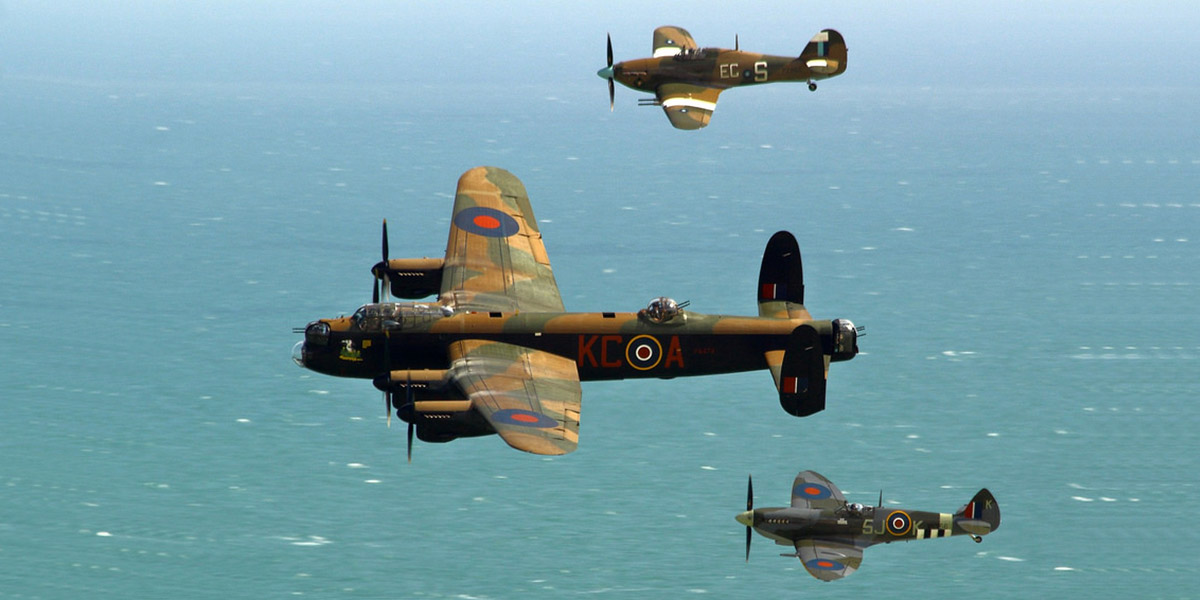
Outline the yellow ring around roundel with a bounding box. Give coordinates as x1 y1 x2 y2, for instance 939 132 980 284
886 510 912 536
626 335 663 371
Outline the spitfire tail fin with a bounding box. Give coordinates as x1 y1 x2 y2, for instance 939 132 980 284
954 489 1001 537
799 29 847 77
757 231 809 319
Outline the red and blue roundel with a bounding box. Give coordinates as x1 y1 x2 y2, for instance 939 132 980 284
454 206 520 238
490 408 558 428
885 510 912 536
805 558 844 571
625 335 663 370
793 482 833 500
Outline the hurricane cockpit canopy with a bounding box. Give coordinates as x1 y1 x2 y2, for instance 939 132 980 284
350 302 450 332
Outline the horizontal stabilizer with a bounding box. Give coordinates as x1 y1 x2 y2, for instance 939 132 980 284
778 324 827 417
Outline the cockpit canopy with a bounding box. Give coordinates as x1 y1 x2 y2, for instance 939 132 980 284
350 302 451 332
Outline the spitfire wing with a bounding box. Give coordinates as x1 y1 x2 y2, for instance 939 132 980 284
794 538 863 582
448 339 581 455
441 166 565 313
652 26 697 57
790 470 847 510
656 83 723 130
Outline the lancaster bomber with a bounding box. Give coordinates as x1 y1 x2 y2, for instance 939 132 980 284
597 26 847 129
738 470 1001 581
293 166 860 458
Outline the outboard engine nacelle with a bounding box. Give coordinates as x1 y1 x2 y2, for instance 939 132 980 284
373 258 445 299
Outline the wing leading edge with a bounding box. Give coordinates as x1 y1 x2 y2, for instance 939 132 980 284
441 166 565 313
448 339 581 455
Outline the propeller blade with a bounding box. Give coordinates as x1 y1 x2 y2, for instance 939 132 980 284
606 34 615 111
745 474 754 562
373 280 380 304
405 371 414 463
385 390 392 428
381 219 389 265
407 421 414 464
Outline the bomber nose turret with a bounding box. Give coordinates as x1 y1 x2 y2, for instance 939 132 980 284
291 341 306 368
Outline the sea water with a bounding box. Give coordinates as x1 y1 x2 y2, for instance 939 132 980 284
3 25 1199 600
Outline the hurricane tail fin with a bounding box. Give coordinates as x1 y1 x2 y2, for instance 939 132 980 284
800 29 847 77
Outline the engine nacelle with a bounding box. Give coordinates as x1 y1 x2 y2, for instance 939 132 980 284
373 258 445 299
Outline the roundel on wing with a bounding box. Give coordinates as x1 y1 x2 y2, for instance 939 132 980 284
454 206 520 238
885 510 912 536
625 335 663 370
793 482 833 500
805 558 844 571
490 409 558 428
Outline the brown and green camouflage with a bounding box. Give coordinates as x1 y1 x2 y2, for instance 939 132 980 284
293 167 860 455
598 26 848 129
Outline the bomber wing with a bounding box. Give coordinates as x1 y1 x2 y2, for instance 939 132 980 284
448 339 581 455
657 83 723 130
441 166 565 313
794 538 863 581
790 470 847 510
652 26 697 57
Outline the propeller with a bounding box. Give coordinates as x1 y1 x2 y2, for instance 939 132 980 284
601 34 615 111
372 219 390 303
744 475 754 562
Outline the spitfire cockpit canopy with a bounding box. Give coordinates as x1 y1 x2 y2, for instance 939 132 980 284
351 302 450 332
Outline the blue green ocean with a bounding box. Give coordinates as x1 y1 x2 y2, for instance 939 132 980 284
2 2 1198 598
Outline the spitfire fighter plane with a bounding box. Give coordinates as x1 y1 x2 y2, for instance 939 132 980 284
293 166 860 458
737 471 1001 581
597 26 847 129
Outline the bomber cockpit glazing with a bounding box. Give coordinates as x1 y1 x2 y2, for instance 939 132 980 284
350 302 452 332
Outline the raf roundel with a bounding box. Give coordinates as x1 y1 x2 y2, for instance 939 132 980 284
625 335 663 370
490 408 558 429
454 206 520 238
793 482 833 500
886 510 912 536
805 558 844 572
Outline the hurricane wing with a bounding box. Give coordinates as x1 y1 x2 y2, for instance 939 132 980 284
794 538 863 582
790 470 847 510
652 26 697 57
656 83 722 130
441 166 564 313
448 339 581 455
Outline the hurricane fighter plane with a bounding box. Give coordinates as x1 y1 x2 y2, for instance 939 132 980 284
597 26 847 129
737 470 1001 581
292 166 860 458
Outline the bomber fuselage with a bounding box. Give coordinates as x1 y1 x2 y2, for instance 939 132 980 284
294 302 852 382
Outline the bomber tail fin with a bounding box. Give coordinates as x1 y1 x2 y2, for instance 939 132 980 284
757 231 809 319
799 29 847 77
954 489 1001 538
772 324 828 417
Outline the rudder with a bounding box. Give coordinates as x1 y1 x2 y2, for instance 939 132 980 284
758 231 808 319
777 324 827 417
